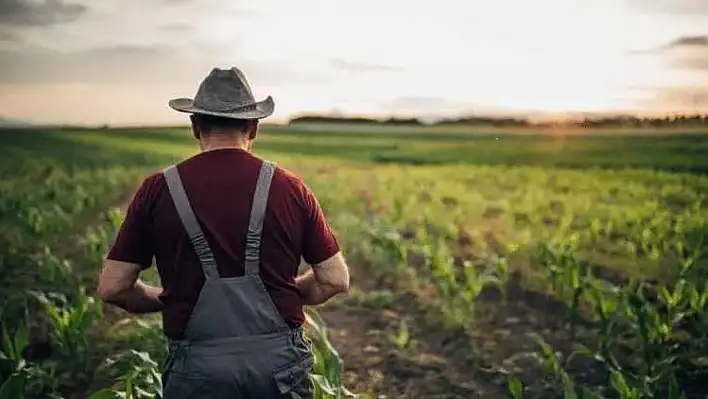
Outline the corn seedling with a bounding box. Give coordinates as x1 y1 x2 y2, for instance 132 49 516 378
506 374 524 399
30 288 102 375
0 372 27 399
32 246 73 286
304 308 360 399
531 334 579 398
96 349 162 399
391 318 411 351
534 241 591 340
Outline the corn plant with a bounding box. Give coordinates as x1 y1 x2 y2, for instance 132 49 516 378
0 299 59 398
94 349 163 399
0 372 28 399
304 308 360 399
365 223 409 273
30 288 102 376
0 300 29 371
411 235 505 328
531 334 600 399
391 318 411 351
0 296 71 399
85 318 167 399
0 299 30 398
534 240 590 340
84 224 115 265
32 246 73 287
506 374 524 399
533 334 579 398
581 278 623 368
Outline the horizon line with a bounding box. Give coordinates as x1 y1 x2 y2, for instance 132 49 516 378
4 110 708 130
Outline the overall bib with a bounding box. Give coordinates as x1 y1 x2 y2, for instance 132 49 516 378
160 160 314 398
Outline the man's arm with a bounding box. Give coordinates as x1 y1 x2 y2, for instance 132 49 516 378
296 252 350 306
296 179 349 306
98 259 163 314
98 175 160 313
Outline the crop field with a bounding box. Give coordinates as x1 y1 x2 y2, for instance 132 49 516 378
1 124 708 399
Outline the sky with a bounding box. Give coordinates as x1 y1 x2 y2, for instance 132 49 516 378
0 0 707 125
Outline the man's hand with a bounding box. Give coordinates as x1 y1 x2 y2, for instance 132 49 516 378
296 252 350 306
98 259 164 314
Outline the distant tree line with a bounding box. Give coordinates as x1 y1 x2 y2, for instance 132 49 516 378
289 115 529 127
575 114 708 128
289 115 423 126
435 116 529 127
289 113 708 128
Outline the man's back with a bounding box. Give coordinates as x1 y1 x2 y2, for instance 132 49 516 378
107 148 340 340
99 66 349 398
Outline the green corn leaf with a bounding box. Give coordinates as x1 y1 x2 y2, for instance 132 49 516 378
87 389 119 399
1 327 15 362
0 372 27 399
311 374 337 395
610 369 633 399
13 323 28 357
507 375 523 399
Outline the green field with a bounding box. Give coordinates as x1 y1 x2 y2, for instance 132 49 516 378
1 124 708 398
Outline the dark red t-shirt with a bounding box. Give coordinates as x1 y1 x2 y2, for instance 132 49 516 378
106 148 340 340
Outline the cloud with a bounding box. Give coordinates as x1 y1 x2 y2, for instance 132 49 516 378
0 0 87 27
629 35 708 109
0 44 179 85
0 43 333 88
631 35 708 53
328 59 403 73
632 35 708 72
669 57 708 71
664 37 708 72
628 0 708 16
640 85 708 111
666 35 708 48
0 29 19 42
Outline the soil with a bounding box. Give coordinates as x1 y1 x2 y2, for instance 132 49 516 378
315 267 611 398
318 301 500 398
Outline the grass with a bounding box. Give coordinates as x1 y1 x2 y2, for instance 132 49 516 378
1 123 707 398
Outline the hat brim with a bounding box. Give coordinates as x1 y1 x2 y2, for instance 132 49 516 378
168 95 275 120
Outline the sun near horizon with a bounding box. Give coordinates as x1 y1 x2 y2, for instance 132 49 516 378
0 0 707 126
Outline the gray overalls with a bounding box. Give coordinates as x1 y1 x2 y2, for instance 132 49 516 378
160 160 314 398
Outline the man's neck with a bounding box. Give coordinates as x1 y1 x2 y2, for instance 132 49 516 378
199 139 251 153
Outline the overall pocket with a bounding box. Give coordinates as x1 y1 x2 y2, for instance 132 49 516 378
161 345 181 389
272 354 315 398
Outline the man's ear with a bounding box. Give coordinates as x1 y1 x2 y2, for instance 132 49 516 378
246 120 258 140
189 115 200 140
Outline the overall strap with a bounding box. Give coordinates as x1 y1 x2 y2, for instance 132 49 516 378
244 160 276 277
163 165 219 279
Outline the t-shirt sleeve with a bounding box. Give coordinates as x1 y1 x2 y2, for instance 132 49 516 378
106 175 157 270
301 184 340 265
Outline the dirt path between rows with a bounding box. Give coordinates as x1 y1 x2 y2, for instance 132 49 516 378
313 265 507 399
318 301 502 399
314 261 619 399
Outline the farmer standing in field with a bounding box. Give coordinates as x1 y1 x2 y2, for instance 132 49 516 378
97 66 350 398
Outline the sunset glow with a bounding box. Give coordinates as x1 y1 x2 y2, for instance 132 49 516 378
0 0 707 125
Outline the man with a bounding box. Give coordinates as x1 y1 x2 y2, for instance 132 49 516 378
97 66 350 398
